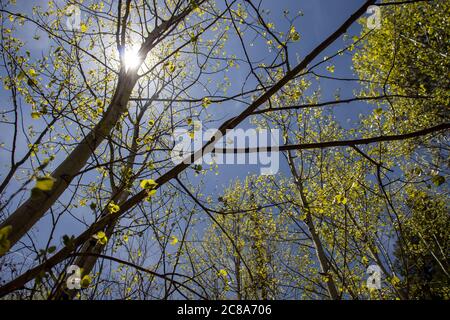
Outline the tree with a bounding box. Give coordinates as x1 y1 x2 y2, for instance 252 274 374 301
354 0 449 131
184 177 283 299
393 189 450 299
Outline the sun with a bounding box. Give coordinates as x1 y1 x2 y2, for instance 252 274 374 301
123 46 142 71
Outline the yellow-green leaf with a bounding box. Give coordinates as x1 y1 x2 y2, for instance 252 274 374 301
31 112 41 119
140 179 158 190
391 276 401 287
28 68 37 77
80 23 88 33
107 202 120 214
35 176 56 191
95 98 103 107
0 225 12 256
93 231 108 245
164 61 176 73
290 26 300 41
202 97 211 108
80 275 91 288
218 269 228 277
170 235 179 245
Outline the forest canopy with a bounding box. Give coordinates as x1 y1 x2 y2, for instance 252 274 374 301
0 0 448 300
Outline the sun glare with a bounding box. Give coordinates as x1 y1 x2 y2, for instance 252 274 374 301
124 46 142 71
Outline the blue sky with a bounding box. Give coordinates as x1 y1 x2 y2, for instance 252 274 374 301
197 0 372 195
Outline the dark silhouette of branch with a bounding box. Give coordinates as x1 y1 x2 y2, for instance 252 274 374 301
212 123 450 154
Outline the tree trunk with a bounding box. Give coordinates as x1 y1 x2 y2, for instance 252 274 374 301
0 72 138 249
287 151 340 300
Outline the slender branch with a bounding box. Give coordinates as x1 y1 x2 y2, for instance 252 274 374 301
252 95 429 115
212 123 449 154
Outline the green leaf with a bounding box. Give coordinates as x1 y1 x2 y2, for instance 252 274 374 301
81 275 91 288
62 234 75 248
164 61 176 73
17 71 25 81
93 231 108 245
107 202 120 214
31 111 41 119
35 176 56 191
0 225 12 256
80 23 88 33
431 175 445 187
202 97 211 108
374 108 383 116
170 235 179 245
140 179 158 190
326 65 335 73
290 26 300 42
28 68 37 77
218 269 228 277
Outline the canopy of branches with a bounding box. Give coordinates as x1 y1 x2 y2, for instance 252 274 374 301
0 0 448 300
